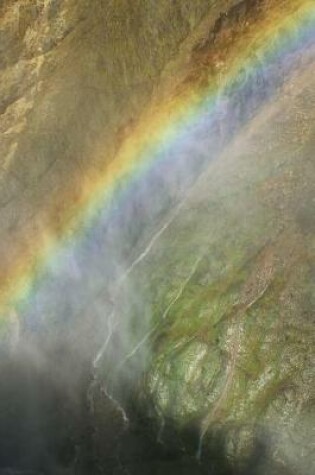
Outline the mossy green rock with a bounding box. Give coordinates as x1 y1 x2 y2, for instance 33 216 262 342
0 2 314 473
125 67 315 473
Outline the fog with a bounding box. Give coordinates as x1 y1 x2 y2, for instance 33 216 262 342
0 6 314 474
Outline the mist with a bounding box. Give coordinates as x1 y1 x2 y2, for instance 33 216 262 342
0 1 314 474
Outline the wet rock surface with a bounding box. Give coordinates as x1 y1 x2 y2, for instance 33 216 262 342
141 67 315 474
0 1 314 474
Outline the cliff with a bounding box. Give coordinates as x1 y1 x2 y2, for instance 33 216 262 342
0 1 314 474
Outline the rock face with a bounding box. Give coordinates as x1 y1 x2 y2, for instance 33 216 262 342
141 69 315 473
0 1 314 474
0 0 217 287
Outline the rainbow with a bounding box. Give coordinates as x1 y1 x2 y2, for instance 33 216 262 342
1 0 315 328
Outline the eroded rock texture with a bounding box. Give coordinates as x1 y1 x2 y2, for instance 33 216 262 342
0 1 314 474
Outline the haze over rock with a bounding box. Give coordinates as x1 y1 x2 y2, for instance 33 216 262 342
0 1 314 474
